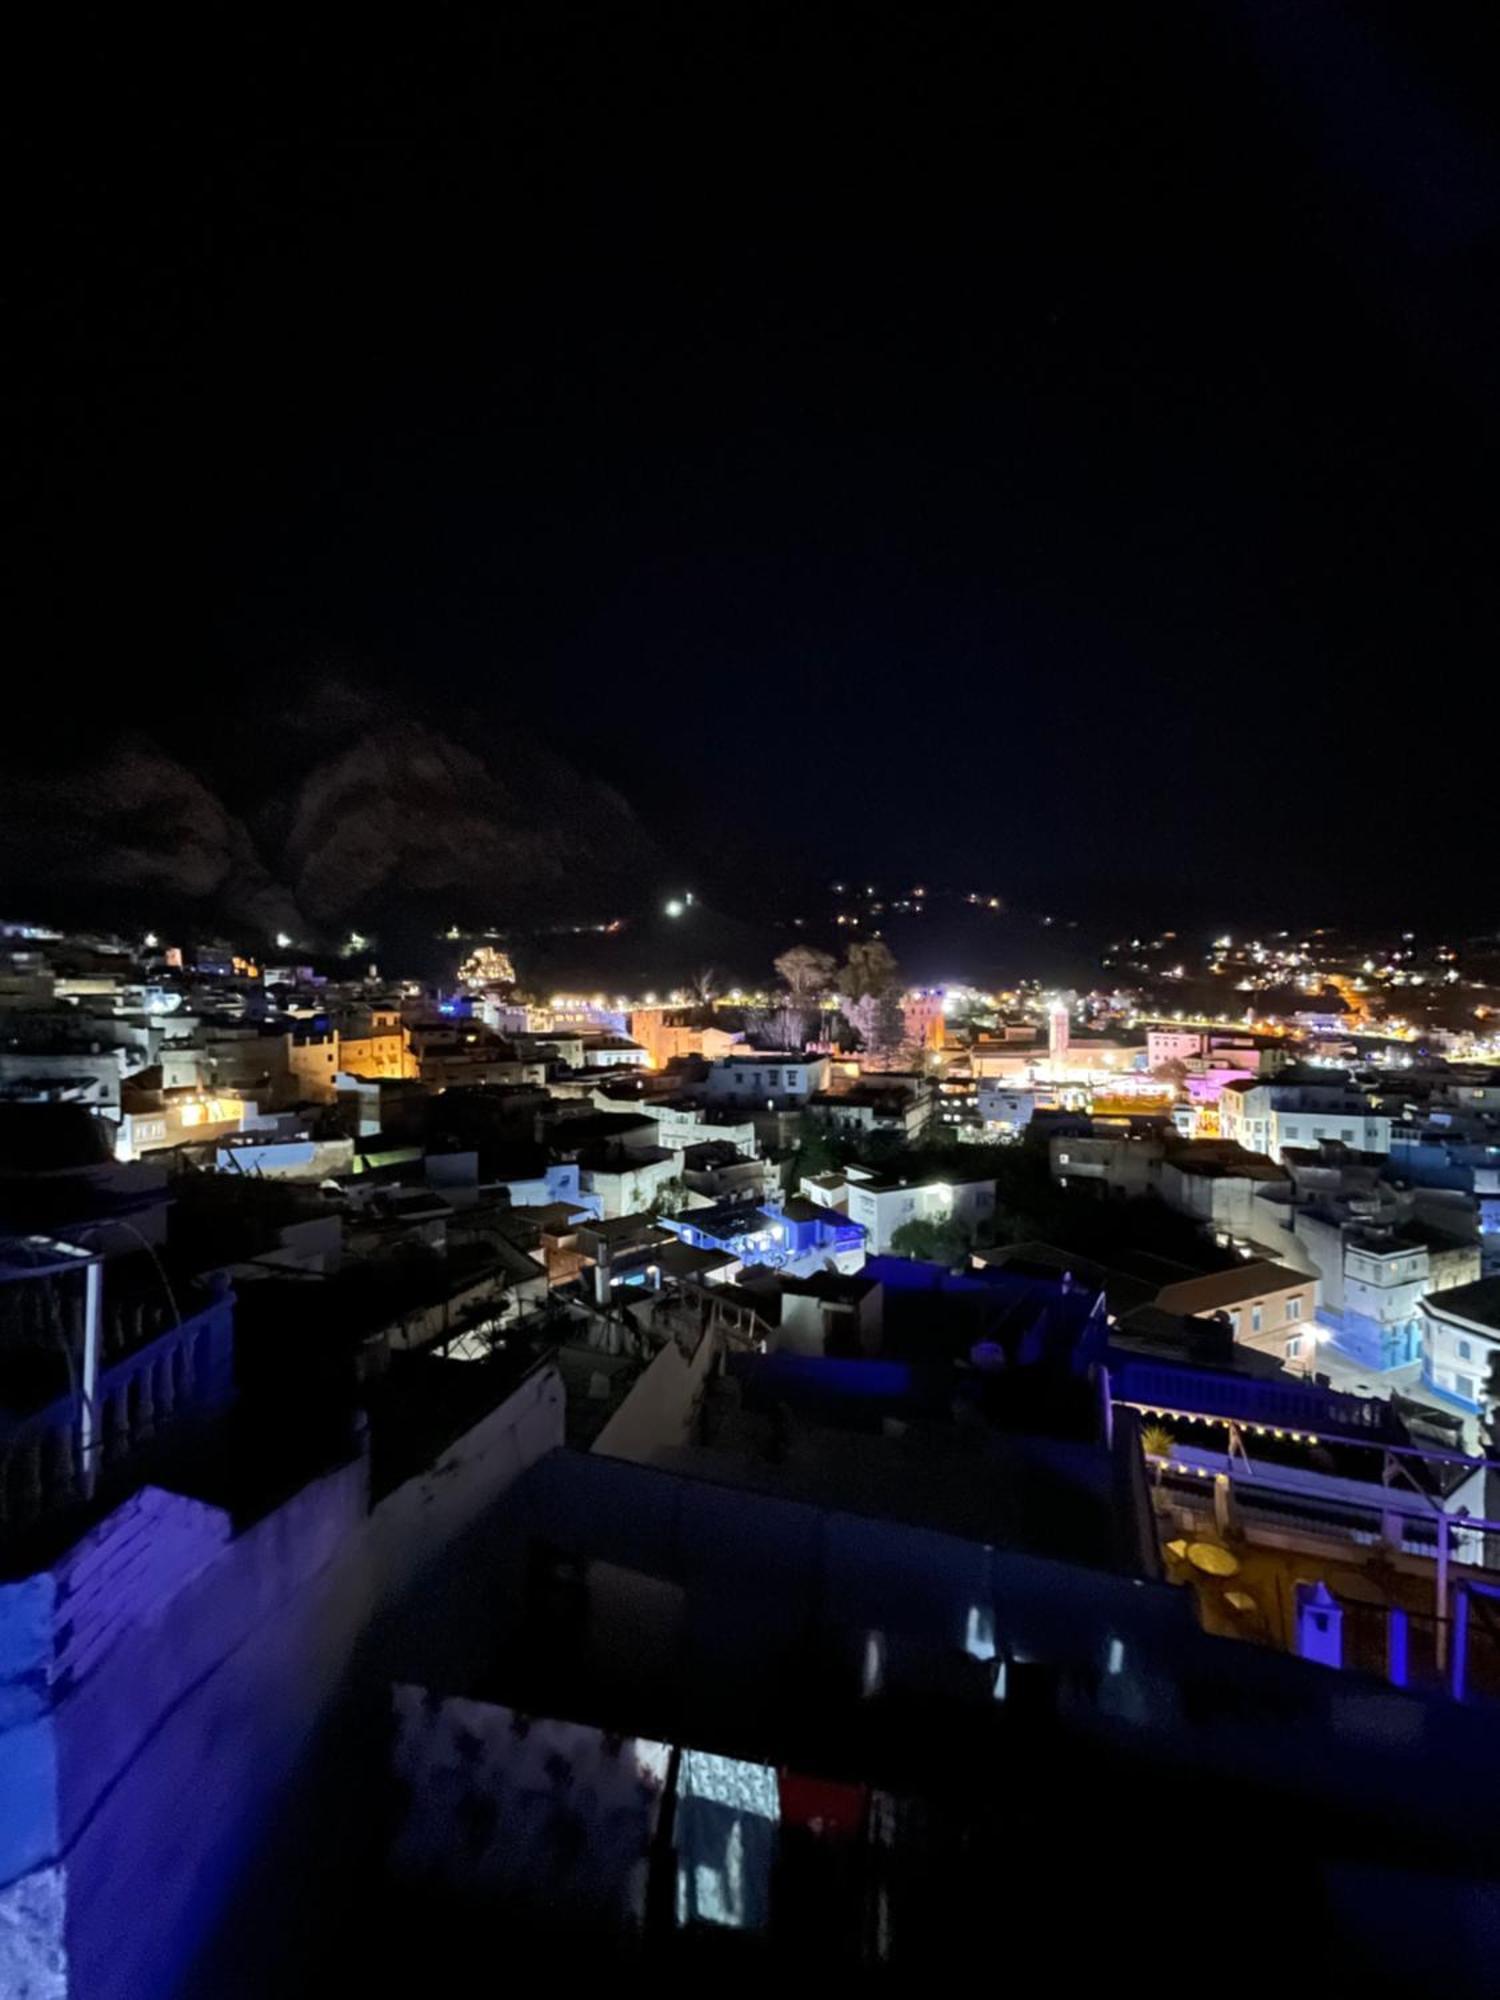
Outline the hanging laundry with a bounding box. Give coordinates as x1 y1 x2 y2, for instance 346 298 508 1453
778 1771 867 1842
389 1684 671 1934
673 1748 780 1931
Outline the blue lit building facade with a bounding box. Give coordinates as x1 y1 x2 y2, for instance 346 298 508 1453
659 1198 865 1275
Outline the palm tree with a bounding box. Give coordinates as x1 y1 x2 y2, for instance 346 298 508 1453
1140 1422 1175 1488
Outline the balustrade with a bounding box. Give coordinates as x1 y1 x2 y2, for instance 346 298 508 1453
0 1293 231 1534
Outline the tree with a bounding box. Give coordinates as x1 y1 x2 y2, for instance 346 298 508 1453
1151 1058 1189 1088
782 1111 844 1188
951 992 996 1032
825 1006 860 1052
773 944 839 1048
857 1128 909 1172
870 986 908 1059
1140 1423 1175 1492
841 939 900 1002
688 965 720 1008
774 945 838 1004
647 1174 691 1220
745 1003 807 1050
890 1214 975 1266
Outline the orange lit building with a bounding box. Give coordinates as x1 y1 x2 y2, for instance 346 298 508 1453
628 1009 742 1069
337 1008 417 1081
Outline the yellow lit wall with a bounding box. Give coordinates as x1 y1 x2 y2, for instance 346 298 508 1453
339 1030 416 1080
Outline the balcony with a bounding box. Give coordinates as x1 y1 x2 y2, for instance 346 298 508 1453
0 1241 235 1547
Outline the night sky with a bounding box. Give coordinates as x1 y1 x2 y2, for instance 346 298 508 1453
15 4 1500 934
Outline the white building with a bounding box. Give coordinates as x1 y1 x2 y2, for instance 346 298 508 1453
1273 1105 1391 1163
1051 1134 1163 1199
577 1146 685 1220
968 1042 1039 1080
805 1075 935 1145
1157 1148 1289 1243
1220 1078 1391 1164
703 1052 831 1110
1219 1081 1273 1156
977 1083 1036 1136
587 1089 758 1159
579 1036 649 1070
1420 1276 1500 1415
844 1168 996 1254
1146 1028 1206 1070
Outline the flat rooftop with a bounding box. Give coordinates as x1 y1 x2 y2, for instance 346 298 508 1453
654 1376 1128 1573
662 1200 774 1237
1423 1275 1500 1332
1164 1145 1286 1183
1156 1261 1312 1312
853 1173 994 1194
713 1051 816 1066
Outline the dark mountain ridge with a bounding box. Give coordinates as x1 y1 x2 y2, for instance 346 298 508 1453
0 678 663 949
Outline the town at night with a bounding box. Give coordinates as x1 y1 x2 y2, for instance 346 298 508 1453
6 6 1500 1993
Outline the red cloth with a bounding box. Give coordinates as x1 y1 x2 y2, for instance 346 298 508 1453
778 1771 868 1842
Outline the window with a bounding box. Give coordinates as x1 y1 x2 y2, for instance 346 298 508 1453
1458 1339 1472 1362
1251 1304 1263 1334
1341 1128 1354 1143
1286 1296 1302 1322
1455 1373 1476 1404
1287 1337 1302 1359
